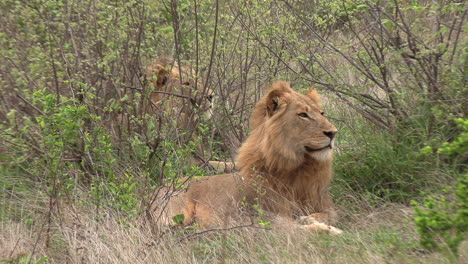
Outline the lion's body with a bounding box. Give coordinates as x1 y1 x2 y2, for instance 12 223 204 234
150 81 341 233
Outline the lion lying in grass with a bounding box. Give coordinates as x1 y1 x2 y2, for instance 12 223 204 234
150 81 342 234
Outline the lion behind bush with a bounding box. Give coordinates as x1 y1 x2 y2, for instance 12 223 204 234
144 57 213 119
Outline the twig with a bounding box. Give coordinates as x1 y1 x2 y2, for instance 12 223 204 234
121 84 192 100
203 0 219 89
449 10 466 65
30 210 50 263
15 93 45 116
7 237 21 259
151 90 192 100
193 0 200 92
178 223 265 243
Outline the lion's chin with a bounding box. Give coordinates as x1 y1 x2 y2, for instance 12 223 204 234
304 145 333 161
309 149 333 161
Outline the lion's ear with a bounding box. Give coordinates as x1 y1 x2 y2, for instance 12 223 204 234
307 87 322 109
266 81 292 116
266 90 282 116
156 67 169 86
146 64 169 88
250 81 292 128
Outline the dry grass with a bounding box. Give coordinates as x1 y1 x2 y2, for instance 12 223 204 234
1 190 465 264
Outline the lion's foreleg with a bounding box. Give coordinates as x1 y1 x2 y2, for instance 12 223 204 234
297 208 342 235
307 192 338 225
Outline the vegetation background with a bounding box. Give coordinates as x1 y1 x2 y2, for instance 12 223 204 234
0 0 466 263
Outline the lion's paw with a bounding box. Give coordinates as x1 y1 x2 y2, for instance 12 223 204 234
300 222 343 235
298 216 343 235
325 225 343 235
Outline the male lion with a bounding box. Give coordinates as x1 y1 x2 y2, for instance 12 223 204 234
150 81 341 234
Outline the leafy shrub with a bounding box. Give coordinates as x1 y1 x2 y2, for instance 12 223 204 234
438 118 468 159
2 254 49 264
412 175 467 260
333 116 439 203
412 117 468 260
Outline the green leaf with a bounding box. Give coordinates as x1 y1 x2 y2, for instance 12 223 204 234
36 256 50 264
172 214 185 225
296 55 309 62
356 4 368 11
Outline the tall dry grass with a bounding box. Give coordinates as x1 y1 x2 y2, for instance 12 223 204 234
1 189 465 264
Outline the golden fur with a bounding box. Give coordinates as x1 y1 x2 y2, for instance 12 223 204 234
144 57 213 117
150 81 341 234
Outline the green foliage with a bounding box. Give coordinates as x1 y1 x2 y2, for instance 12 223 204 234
411 116 468 260
333 115 440 203
2 254 49 264
2 90 89 186
1 88 142 216
172 214 185 225
253 203 271 229
292 0 366 31
438 118 468 157
412 175 468 260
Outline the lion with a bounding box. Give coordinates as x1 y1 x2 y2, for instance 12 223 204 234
144 57 213 120
114 57 213 135
149 81 341 234
143 57 214 162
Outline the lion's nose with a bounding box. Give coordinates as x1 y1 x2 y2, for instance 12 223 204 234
324 131 337 140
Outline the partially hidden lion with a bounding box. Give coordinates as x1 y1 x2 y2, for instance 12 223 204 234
144 57 213 120
149 81 342 234
115 57 213 137
144 57 214 162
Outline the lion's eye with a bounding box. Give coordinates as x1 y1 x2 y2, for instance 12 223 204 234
298 113 309 118
321 112 324 116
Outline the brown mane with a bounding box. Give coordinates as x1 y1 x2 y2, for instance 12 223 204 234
237 81 334 216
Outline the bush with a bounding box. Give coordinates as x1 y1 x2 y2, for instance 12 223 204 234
438 118 468 161
333 115 441 203
412 117 468 260
413 175 467 260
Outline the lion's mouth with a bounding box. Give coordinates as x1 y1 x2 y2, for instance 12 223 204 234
305 144 332 152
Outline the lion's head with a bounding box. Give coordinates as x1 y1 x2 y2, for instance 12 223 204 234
145 57 214 116
239 81 337 173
